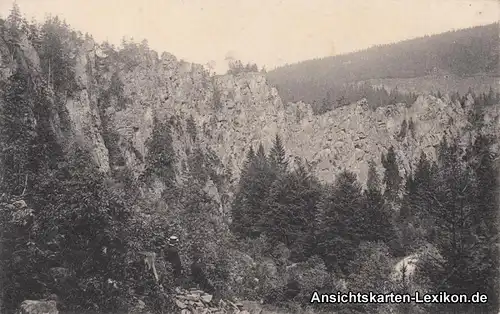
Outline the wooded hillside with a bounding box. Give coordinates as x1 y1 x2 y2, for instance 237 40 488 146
266 23 499 107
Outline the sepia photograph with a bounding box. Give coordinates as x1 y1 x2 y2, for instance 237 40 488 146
0 0 498 313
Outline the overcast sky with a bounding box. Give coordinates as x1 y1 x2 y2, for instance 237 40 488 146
0 0 498 73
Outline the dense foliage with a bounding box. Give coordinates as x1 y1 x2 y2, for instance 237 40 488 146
225 59 261 75
231 128 498 313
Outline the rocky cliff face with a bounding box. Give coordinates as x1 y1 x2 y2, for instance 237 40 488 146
1 36 498 203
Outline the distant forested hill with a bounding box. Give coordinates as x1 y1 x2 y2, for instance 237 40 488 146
266 23 499 106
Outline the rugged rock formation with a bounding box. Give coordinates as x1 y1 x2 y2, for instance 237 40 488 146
173 287 268 314
0 34 498 206
17 300 58 314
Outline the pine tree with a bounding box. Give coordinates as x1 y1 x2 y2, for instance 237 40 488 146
469 134 497 232
467 134 499 312
486 86 495 106
366 160 380 191
415 136 499 313
256 143 266 162
389 86 399 105
244 146 255 168
143 116 176 187
186 147 208 186
186 115 197 142
363 161 395 244
317 170 363 273
397 119 407 140
413 151 433 188
408 118 416 138
39 16 76 93
268 134 288 175
0 71 36 195
231 146 255 236
398 151 435 251
381 146 402 205
27 18 41 49
265 160 321 261
6 2 24 39
231 144 275 238
398 172 414 223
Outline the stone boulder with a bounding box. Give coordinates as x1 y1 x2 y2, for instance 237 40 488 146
12 199 28 209
174 287 252 314
17 300 58 314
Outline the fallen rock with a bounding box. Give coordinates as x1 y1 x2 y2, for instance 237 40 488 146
175 287 241 313
175 299 188 309
136 299 146 310
200 294 213 303
185 294 200 301
13 200 27 209
17 300 58 314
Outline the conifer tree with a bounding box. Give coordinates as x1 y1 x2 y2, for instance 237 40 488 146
467 134 499 312
186 115 197 142
0 71 36 195
39 16 75 93
397 119 407 139
401 151 434 222
381 146 402 205
486 86 495 106
268 134 288 175
415 136 498 313
467 96 485 131
6 2 25 39
231 147 255 237
469 134 497 235
265 160 321 261
143 116 176 187
231 144 275 238
362 161 395 244
398 173 414 223
243 146 255 172
408 118 416 138
398 151 437 254
256 143 266 163
366 160 380 191
317 170 363 273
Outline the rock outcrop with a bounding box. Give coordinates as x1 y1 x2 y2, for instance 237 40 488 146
173 287 257 314
17 300 58 314
62 41 500 188
0 32 498 206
